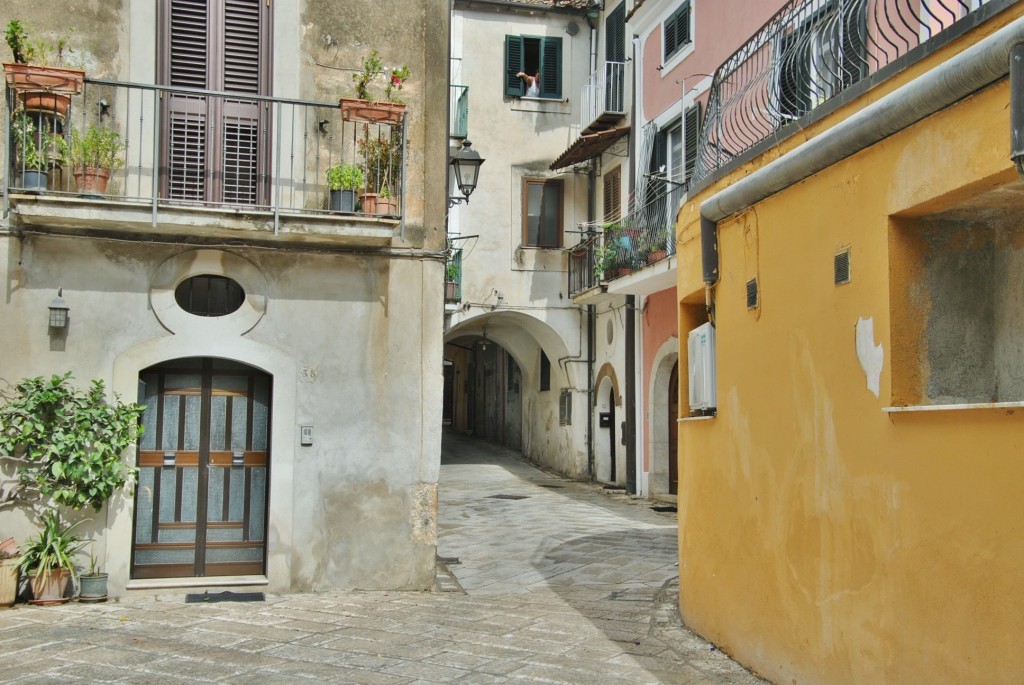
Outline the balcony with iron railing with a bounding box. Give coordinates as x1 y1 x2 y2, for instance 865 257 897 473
580 61 626 135
450 85 469 139
567 180 682 297
695 0 1001 186
3 76 409 246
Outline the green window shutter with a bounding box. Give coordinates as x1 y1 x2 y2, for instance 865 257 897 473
664 2 691 61
505 35 524 96
606 3 625 62
684 103 701 182
540 36 562 99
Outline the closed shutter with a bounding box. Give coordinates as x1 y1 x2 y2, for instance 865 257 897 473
161 0 269 205
683 103 701 182
606 3 625 62
664 2 691 61
505 35 524 97
603 167 621 222
540 37 561 99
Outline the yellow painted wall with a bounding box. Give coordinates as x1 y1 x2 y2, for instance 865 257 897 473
675 17 1024 685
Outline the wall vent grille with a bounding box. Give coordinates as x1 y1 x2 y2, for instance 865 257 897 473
746 278 758 309
835 249 851 285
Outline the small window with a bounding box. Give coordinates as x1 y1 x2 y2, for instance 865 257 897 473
505 35 562 99
540 351 551 392
523 178 563 248
664 2 692 62
834 248 851 285
559 389 572 425
746 278 759 309
175 275 245 316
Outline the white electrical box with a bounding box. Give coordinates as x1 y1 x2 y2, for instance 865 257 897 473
688 322 717 413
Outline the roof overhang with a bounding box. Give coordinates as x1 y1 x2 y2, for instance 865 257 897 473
549 126 630 170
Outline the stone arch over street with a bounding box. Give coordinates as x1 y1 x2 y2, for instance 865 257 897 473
443 310 587 478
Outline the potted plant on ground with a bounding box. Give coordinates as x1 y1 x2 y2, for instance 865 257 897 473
77 544 107 603
340 50 409 124
326 162 363 213
0 538 18 607
66 124 125 196
3 20 84 117
17 511 86 604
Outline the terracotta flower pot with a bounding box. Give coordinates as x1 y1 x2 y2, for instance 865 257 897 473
28 568 71 605
646 249 667 264
4 63 84 117
359 191 378 215
376 196 399 216
73 166 111 195
339 98 406 125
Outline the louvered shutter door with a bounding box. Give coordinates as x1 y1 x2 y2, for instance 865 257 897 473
167 0 209 201
505 36 524 96
163 0 268 205
603 167 621 222
663 11 677 61
540 37 561 99
679 2 691 47
607 4 625 62
220 0 264 205
684 103 701 182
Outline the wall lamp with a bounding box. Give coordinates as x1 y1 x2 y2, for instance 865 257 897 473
48 288 69 328
449 140 485 207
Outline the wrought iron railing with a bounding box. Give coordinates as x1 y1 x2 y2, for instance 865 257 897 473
445 247 463 303
450 85 469 139
580 61 626 132
567 181 682 295
3 76 407 220
696 0 997 183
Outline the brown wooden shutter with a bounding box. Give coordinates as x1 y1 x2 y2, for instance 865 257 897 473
161 0 269 205
603 166 621 222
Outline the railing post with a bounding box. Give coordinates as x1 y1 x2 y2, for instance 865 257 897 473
274 100 282 236
151 92 161 229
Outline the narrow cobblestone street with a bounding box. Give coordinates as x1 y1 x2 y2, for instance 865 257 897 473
1 432 766 684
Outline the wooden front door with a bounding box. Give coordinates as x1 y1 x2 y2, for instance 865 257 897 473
132 358 270 579
669 361 679 495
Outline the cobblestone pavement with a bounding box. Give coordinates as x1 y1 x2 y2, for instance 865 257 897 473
1 432 767 684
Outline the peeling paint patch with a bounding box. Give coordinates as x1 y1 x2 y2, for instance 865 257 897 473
411 482 437 545
855 317 884 398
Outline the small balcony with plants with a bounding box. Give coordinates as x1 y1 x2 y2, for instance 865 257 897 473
2 29 411 248
444 247 462 305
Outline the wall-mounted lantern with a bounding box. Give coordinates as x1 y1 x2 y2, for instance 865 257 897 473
48 288 69 328
449 139 485 206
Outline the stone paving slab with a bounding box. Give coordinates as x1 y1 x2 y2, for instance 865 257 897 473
1 432 768 684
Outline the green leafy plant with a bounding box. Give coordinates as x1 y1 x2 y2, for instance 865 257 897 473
357 125 402 194
445 260 460 282
593 223 624 279
4 20 79 68
384 64 411 103
379 181 392 199
11 113 63 171
353 50 383 101
326 162 363 191
16 511 87 578
0 373 145 512
65 125 125 170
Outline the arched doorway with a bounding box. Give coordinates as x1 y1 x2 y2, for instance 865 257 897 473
132 358 271 579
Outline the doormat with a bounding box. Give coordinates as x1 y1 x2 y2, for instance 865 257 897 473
185 591 265 603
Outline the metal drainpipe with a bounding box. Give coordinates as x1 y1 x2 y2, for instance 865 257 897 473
624 31 640 496
700 16 1024 286
586 165 597 481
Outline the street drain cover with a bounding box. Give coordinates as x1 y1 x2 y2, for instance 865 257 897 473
186 591 265 603
488 494 529 500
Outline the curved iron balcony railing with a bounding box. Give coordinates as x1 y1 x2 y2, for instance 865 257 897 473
695 0 1001 184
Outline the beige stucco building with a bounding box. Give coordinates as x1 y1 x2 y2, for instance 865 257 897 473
0 0 449 596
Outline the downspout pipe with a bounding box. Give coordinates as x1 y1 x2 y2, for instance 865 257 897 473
701 16 1024 286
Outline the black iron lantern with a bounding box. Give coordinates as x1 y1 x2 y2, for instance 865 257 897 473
449 140 485 205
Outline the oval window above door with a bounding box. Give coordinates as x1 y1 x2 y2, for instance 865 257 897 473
174 275 245 317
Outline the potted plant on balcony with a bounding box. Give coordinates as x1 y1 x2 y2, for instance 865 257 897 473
639 229 669 265
340 50 409 125
326 162 362 213
17 511 86 604
445 261 460 300
357 125 402 215
66 124 125 196
3 20 84 117
11 111 61 191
